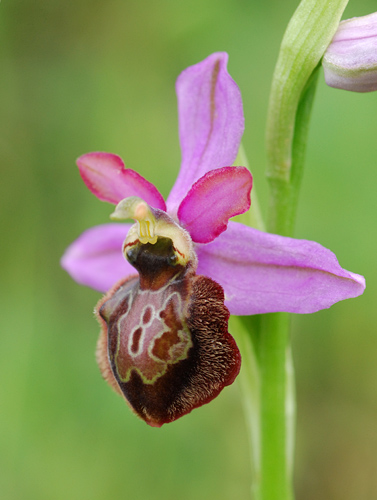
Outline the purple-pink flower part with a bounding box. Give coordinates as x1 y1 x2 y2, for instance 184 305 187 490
61 52 365 425
323 12 377 92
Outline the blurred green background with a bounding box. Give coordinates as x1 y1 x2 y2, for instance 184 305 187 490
1 0 377 499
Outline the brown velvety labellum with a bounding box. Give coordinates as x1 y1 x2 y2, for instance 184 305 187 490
95 237 241 427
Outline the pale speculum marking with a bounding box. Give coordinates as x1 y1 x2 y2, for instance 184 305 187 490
127 303 155 358
115 287 193 385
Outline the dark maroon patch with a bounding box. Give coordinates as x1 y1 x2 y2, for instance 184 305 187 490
131 327 142 354
142 306 152 324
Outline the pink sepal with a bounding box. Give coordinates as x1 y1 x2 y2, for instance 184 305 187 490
61 223 135 292
196 221 366 315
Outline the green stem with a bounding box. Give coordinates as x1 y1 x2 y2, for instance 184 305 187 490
256 2 350 500
256 51 320 500
234 4 350 497
233 313 296 500
259 313 293 500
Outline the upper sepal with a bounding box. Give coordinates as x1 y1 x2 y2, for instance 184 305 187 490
167 52 245 212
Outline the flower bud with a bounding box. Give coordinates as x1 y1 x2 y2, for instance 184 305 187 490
323 12 377 92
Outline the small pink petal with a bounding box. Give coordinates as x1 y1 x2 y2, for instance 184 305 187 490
167 53 244 212
77 152 166 210
61 223 136 292
196 221 365 315
178 167 252 244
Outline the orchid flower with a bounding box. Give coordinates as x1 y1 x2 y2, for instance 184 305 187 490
61 53 365 426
